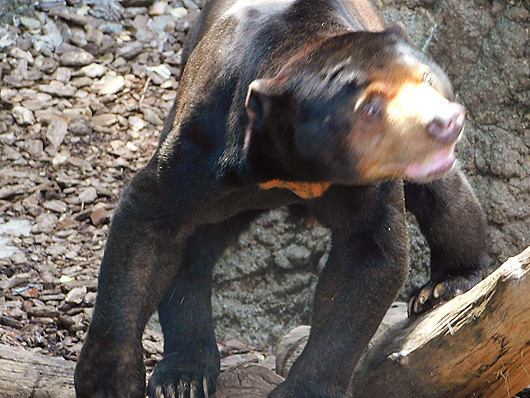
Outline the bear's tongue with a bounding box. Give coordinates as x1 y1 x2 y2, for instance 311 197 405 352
404 147 456 180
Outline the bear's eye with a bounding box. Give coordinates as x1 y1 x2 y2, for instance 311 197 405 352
361 98 382 121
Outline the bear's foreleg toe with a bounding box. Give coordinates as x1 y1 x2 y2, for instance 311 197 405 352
147 353 219 398
408 271 484 316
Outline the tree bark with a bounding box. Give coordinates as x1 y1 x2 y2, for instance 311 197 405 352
350 245 530 398
1 246 529 398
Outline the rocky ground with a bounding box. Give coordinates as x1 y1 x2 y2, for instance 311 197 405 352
0 0 529 396
0 0 274 377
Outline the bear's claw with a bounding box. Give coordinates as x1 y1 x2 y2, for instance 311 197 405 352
147 353 217 398
149 375 212 398
408 272 483 317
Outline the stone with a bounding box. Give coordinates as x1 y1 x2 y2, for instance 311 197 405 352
31 213 59 234
0 272 33 291
10 47 34 63
54 67 72 83
146 64 171 85
38 57 59 74
46 243 67 257
60 50 95 67
21 100 45 112
92 114 118 127
20 285 39 298
220 353 262 370
182 0 199 10
55 10 95 26
69 27 88 47
273 245 311 269
79 63 106 78
0 32 16 48
58 314 77 329
43 200 68 213
1 88 17 101
46 118 68 148
41 273 55 290
71 77 92 88
19 16 41 30
149 1 167 16
0 184 25 200
99 75 125 95
116 41 143 60
275 326 310 377
90 207 110 226
142 108 163 125
12 106 35 125
69 118 93 135
24 139 44 157
38 20 64 51
69 157 93 170
65 286 87 305
3 146 23 161
84 292 97 306
220 340 251 357
171 7 188 19
126 141 138 152
79 187 98 204
143 339 163 355
0 316 24 329
27 306 60 318
133 14 148 31
39 81 76 97
128 116 147 131
52 150 70 166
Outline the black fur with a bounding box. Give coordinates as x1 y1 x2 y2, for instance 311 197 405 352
75 1 487 397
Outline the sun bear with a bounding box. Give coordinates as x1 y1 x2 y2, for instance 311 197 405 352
75 0 487 397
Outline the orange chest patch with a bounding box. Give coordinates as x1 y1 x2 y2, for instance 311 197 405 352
259 180 332 199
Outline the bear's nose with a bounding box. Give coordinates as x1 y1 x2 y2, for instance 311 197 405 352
427 105 466 142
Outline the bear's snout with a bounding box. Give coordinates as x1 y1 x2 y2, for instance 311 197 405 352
427 104 466 143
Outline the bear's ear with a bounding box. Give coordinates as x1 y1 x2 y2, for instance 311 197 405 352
245 79 282 130
386 22 413 45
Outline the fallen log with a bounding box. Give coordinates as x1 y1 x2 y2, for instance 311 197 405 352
350 245 530 398
0 246 529 397
0 344 75 398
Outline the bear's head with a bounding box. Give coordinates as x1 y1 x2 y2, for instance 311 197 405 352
245 29 466 185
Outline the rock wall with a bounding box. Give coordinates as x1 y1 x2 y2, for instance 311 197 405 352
213 209 330 348
212 0 530 348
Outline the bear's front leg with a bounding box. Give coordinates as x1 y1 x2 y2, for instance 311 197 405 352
75 168 190 398
147 212 260 398
405 169 488 316
270 183 409 398
147 269 220 398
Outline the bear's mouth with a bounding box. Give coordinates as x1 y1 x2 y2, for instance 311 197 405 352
402 145 456 181
384 145 457 182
